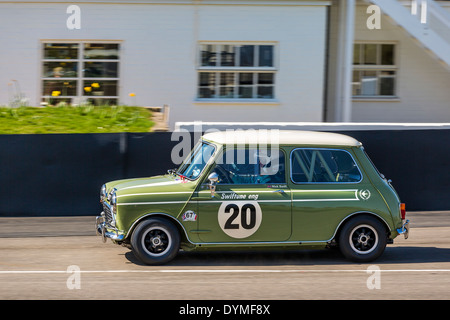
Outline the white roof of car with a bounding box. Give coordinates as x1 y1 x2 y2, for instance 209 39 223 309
202 130 362 147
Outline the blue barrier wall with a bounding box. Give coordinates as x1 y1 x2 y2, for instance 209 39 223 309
0 130 448 216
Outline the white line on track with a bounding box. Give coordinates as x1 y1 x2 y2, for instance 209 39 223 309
1 269 450 274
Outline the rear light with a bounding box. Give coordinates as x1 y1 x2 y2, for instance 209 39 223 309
400 203 406 220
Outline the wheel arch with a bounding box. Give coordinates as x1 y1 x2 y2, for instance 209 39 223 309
332 211 391 243
126 212 190 244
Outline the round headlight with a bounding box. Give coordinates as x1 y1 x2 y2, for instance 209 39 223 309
100 184 107 202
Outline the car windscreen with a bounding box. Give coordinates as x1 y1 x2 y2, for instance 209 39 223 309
176 141 216 180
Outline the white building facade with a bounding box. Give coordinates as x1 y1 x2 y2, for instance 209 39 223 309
0 0 449 129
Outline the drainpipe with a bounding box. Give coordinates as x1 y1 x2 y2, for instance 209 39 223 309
336 0 355 122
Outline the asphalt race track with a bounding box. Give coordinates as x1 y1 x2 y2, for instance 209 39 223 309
0 212 450 301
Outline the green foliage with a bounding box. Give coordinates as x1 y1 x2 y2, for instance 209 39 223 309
0 105 154 134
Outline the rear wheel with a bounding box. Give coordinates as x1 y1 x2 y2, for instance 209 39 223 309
338 215 387 262
131 217 180 265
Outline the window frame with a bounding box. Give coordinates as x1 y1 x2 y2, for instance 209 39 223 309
352 42 398 99
289 148 363 185
196 42 278 102
40 40 121 106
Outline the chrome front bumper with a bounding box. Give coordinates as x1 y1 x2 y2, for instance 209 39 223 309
396 219 410 239
95 212 125 243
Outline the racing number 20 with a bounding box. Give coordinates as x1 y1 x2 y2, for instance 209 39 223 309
224 203 256 230
218 201 262 238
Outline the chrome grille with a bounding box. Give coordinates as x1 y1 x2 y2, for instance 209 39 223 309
103 202 113 225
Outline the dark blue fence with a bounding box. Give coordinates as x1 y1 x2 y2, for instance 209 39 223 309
0 130 448 216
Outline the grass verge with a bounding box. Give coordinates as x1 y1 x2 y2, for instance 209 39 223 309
0 105 154 134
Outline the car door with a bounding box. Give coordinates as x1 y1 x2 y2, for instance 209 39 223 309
195 147 291 243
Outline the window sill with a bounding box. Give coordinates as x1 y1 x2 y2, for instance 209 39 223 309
352 96 400 102
194 99 280 105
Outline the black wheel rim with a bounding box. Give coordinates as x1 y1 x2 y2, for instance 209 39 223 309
349 224 378 254
142 227 171 256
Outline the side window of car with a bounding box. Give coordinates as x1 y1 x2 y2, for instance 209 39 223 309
213 148 286 184
291 149 362 183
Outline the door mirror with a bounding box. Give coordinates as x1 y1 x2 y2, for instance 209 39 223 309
208 172 219 197
208 172 219 183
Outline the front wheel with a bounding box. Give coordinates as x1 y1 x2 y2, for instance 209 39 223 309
338 215 387 262
131 217 180 265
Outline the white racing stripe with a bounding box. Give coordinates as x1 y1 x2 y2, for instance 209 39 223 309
118 201 187 206
120 180 183 191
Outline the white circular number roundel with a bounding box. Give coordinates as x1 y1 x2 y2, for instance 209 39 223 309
218 201 262 239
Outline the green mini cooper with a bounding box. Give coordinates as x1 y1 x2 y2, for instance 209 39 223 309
96 130 409 264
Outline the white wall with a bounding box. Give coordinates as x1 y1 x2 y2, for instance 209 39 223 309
0 1 329 129
190 5 328 127
350 2 450 122
0 2 195 108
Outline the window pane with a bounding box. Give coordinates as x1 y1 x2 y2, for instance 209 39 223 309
43 62 78 78
42 97 72 105
177 142 216 180
259 45 273 67
219 73 235 98
86 98 118 106
239 73 253 85
363 44 377 65
379 72 395 96
291 149 361 183
43 80 77 96
258 73 273 85
352 70 361 96
220 45 236 67
83 62 118 78
198 72 216 98
199 72 216 86
238 73 253 98
43 43 78 59
361 70 377 95
240 45 255 67
381 44 395 65
198 88 215 98
219 87 235 98
200 44 217 67
257 86 273 99
291 149 313 182
83 80 118 96
353 44 361 65
220 73 235 86
83 43 119 59
238 87 253 98
214 148 285 184
257 73 274 98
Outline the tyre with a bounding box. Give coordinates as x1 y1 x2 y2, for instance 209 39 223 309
130 217 180 265
338 215 387 262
